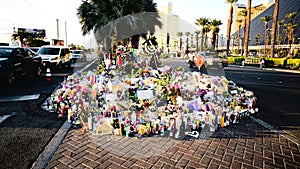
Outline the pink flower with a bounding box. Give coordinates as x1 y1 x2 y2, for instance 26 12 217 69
82 87 89 93
166 86 170 90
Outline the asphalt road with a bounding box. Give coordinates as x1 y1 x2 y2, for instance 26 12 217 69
225 66 300 136
0 58 96 169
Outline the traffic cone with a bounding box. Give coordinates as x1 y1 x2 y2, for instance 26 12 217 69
45 67 53 83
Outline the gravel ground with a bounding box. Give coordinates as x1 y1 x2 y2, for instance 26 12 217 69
0 93 66 169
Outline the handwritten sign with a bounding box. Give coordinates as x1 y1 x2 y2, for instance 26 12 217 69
137 90 154 99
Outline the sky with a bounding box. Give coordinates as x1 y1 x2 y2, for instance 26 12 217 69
155 0 270 35
0 0 269 46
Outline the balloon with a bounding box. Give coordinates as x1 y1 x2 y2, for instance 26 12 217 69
194 55 205 69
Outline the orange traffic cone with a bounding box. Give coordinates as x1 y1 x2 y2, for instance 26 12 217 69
45 67 53 83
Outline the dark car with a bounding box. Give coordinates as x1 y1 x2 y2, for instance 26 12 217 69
0 46 43 85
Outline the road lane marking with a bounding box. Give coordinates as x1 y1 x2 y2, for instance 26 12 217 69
0 115 12 124
0 112 16 124
0 94 40 102
250 116 300 145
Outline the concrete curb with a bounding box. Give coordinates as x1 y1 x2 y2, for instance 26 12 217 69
31 121 71 169
263 68 300 74
32 59 98 169
250 116 300 145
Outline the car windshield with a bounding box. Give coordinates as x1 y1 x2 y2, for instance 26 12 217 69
37 47 60 55
202 51 218 58
0 48 13 58
30 48 39 53
73 50 83 54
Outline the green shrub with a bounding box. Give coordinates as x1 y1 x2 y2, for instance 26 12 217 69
264 59 274 67
287 59 300 69
265 58 286 67
227 56 245 65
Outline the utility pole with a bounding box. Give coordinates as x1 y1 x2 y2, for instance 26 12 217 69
56 19 59 39
65 21 67 46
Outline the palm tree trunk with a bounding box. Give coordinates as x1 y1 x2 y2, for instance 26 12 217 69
264 24 268 56
226 4 234 56
186 37 189 54
242 18 247 55
200 29 204 52
270 0 279 58
216 34 219 50
196 36 199 52
211 31 216 49
243 0 252 58
180 38 182 51
205 33 208 48
232 37 234 52
237 25 241 54
277 24 281 46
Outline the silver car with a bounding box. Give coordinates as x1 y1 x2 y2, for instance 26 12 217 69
198 51 228 69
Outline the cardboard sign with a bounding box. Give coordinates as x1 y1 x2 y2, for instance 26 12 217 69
105 93 117 103
137 90 154 99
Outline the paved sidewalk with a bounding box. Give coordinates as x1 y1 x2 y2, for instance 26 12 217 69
45 118 300 169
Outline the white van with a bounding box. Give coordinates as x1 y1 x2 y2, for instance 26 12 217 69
37 46 71 68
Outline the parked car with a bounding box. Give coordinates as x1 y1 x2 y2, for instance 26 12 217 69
37 46 71 68
188 51 228 69
70 50 85 62
0 46 43 85
29 47 40 53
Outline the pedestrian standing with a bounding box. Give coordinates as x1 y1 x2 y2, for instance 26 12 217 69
259 58 265 69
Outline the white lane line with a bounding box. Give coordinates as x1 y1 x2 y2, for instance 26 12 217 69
0 94 40 102
0 115 12 124
0 112 16 124
250 116 300 145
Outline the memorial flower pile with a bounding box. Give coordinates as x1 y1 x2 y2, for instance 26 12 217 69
46 58 258 139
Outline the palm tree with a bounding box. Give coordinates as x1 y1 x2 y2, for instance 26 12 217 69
190 34 194 47
239 9 247 55
243 0 252 58
77 0 162 52
236 19 243 54
232 35 237 53
215 27 221 50
261 15 273 56
209 19 223 49
194 30 200 52
277 20 285 45
203 26 211 49
226 0 239 56
195 17 210 52
185 32 190 54
285 12 297 57
270 0 279 58
177 32 183 51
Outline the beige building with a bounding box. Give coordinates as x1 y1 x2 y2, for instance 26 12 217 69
154 2 180 52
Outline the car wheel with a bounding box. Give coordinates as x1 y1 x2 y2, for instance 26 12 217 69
7 71 15 85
